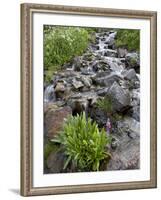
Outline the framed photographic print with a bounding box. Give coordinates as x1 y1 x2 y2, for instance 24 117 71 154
20 3 157 196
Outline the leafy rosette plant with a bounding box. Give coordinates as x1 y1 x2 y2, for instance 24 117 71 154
51 112 111 171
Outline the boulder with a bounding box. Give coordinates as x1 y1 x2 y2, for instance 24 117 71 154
117 47 128 58
107 117 140 170
55 82 72 100
72 56 82 71
80 76 92 87
127 106 140 121
123 69 136 80
72 79 84 89
108 81 130 111
44 105 72 139
93 72 121 87
125 53 140 72
67 91 98 115
55 82 65 92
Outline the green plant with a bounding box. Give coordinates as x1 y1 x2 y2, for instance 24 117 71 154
115 29 140 51
96 96 113 114
44 26 89 71
51 112 111 171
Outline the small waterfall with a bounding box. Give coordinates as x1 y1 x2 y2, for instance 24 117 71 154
44 84 56 103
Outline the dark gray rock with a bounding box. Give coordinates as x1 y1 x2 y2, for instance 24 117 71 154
107 117 140 170
72 56 82 71
127 106 140 121
125 53 140 72
108 81 130 111
93 72 121 87
104 49 117 57
92 60 110 72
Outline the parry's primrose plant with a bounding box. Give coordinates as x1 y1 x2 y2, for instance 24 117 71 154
51 112 111 172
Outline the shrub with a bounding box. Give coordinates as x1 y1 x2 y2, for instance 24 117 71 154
51 112 111 171
96 96 113 114
44 26 89 71
115 29 140 51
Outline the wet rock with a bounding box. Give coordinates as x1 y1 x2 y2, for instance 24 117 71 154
117 47 128 58
127 106 140 121
105 32 117 49
130 88 140 106
97 87 109 96
108 81 130 111
44 84 56 103
81 67 95 75
44 105 72 139
125 53 140 72
72 79 84 89
91 44 100 50
80 76 92 87
109 62 124 75
93 72 121 87
55 82 72 100
123 69 136 80
67 91 98 115
104 49 117 57
92 60 110 72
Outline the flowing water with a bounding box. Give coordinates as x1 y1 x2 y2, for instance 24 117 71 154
44 84 56 103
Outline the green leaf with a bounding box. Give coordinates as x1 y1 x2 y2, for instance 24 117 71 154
63 156 72 170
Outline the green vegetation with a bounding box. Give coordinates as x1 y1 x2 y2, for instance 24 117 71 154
44 141 59 161
51 112 111 171
115 29 140 51
44 26 90 71
96 96 113 114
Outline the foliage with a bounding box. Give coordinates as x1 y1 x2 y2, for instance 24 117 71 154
112 113 123 121
96 96 113 114
115 29 140 51
51 112 111 171
44 70 54 84
44 26 89 71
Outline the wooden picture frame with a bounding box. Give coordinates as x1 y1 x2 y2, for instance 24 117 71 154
21 3 157 196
